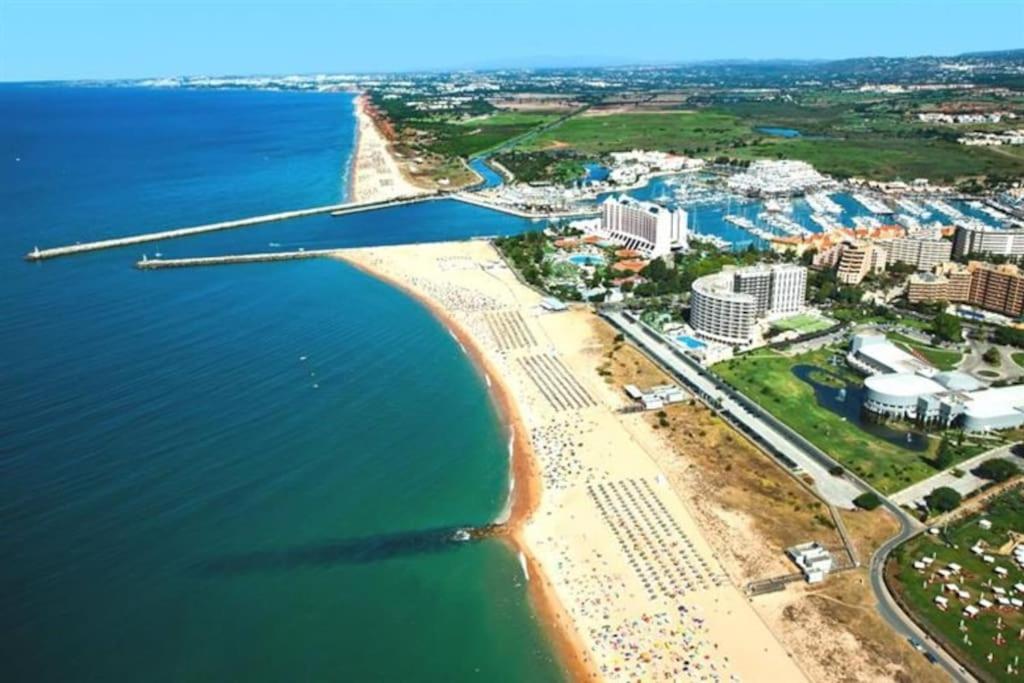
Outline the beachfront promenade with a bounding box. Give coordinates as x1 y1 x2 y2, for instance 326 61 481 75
24 194 441 262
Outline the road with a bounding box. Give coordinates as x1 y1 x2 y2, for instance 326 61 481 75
601 310 975 682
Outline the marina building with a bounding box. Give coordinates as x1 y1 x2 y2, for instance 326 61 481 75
690 264 807 346
598 195 688 258
953 223 1024 259
837 243 887 285
880 235 952 271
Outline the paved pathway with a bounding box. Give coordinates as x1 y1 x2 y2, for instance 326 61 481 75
890 444 1019 507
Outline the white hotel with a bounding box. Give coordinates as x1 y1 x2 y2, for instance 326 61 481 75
598 195 688 257
690 264 807 346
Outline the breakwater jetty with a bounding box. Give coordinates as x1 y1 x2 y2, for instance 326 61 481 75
25 193 439 262
135 249 342 269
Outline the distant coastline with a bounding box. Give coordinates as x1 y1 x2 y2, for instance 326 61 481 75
348 93 429 204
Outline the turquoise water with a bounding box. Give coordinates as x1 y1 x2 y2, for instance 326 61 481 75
568 253 605 266
1 85 562 681
756 126 802 138
676 335 706 350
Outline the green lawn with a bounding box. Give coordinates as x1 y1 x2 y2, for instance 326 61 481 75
888 332 963 371
771 313 835 334
735 136 1024 182
521 111 757 155
713 348 984 493
889 489 1024 681
1013 352 1024 370
414 112 559 158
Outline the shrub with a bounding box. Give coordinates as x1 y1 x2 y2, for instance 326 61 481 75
853 492 882 510
926 486 962 513
973 458 1020 483
829 465 845 477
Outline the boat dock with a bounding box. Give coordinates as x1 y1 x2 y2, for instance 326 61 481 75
135 249 342 269
25 193 439 262
450 192 599 219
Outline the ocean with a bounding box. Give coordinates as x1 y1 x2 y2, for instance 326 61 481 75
0 85 563 682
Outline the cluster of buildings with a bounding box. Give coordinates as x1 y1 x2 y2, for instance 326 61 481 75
726 160 833 197
917 111 1016 125
597 195 689 258
605 150 703 185
689 264 807 346
909 261 1024 318
624 383 687 410
958 129 1024 147
812 230 953 285
850 331 1024 432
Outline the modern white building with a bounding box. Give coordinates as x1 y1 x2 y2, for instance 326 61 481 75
787 542 834 583
880 235 953 271
598 195 688 257
690 264 808 346
850 331 1024 431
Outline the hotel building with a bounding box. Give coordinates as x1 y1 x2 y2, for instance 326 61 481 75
837 243 887 285
967 262 1024 318
953 223 1024 259
880 235 952 271
690 264 807 345
598 195 688 258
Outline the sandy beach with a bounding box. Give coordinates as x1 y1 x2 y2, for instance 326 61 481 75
348 95 429 204
336 241 807 682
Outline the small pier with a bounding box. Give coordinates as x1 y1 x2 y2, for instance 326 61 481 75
135 249 342 269
25 193 438 262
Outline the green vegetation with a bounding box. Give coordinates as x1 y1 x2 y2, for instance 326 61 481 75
888 332 963 371
932 312 964 344
771 313 835 335
853 492 882 510
974 458 1021 483
1014 352 1024 369
510 97 1024 185
890 489 1024 681
927 486 962 513
713 347 989 492
494 150 589 183
522 111 756 156
416 111 559 158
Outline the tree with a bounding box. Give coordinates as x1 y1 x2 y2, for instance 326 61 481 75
926 486 962 513
973 458 1021 483
935 435 955 470
982 347 1000 365
932 312 962 343
853 492 882 510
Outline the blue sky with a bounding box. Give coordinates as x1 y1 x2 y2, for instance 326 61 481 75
1 0 1021 81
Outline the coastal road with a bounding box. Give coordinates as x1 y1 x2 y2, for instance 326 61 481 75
601 310 975 682
602 310 864 507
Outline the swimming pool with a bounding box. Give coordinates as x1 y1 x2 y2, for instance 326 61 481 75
676 335 706 350
568 254 605 266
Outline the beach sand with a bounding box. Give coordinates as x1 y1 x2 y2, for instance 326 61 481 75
348 95 429 204
335 241 808 682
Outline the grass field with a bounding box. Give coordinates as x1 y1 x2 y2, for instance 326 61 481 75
411 111 559 158
1013 352 1024 370
522 111 756 156
771 313 835 334
889 488 1024 681
887 332 963 371
712 347 986 493
509 104 1024 183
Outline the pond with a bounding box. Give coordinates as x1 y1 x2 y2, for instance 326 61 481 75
791 364 930 452
756 126 802 138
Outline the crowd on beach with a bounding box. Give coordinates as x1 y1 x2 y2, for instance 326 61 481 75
342 246 801 683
